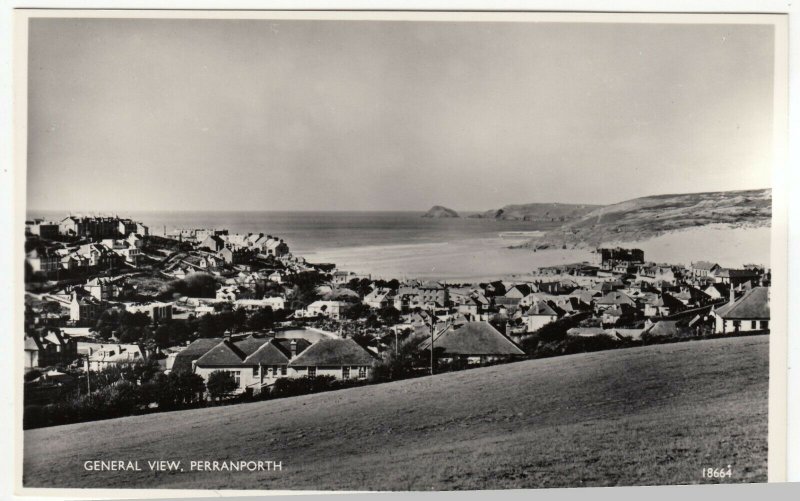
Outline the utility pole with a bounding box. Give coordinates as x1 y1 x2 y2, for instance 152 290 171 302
85 357 91 394
429 305 435 376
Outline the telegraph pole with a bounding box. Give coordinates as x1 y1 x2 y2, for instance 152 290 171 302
429 305 435 376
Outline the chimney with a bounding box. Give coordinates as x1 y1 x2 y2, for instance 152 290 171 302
729 287 736 305
290 339 297 359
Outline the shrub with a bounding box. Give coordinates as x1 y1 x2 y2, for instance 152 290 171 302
270 375 337 399
206 371 238 401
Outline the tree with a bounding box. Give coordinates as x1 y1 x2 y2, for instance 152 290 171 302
348 278 373 298
288 271 326 309
247 306 275 331
197 314 222 338
154 320 191 349
206 371 238 401
377 306 402 325
343 303 370 320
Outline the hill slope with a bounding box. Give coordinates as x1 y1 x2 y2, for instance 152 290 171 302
523 188 771 249
422 205 460 218
468 202 601 222
23 336 768 490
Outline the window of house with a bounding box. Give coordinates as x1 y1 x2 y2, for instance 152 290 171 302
281 366 287 376
253 367 259 377
358 367 367 379
751 321 757 329
308 366 317 377
342 367 350 380
760 320 769 329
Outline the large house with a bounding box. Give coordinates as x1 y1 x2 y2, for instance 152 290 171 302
288 338 377 381
712 287 770 334
192 336 374 395
417 321 524 365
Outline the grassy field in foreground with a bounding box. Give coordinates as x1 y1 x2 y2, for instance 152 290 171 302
23 336 768 490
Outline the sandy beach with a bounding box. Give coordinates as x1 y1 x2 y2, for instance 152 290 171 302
306 225 771 282
306 237 593 282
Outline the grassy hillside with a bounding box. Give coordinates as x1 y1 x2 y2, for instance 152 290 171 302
523 188 771 249
468 202 601 222
23 336 768 490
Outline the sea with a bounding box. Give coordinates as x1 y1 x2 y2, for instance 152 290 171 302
28 210 770 281
28 210 592 282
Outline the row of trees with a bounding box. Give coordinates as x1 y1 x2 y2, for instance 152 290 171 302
93 304 292 348
23 359 206 429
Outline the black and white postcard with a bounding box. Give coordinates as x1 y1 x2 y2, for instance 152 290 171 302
9 6 791 497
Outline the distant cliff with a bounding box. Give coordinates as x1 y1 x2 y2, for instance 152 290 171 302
518 188 772 249
422 206 460 218
467 203 601 222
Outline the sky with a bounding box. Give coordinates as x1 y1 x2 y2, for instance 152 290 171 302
26 17 776 212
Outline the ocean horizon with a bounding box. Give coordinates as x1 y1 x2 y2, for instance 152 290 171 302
27 210 770 281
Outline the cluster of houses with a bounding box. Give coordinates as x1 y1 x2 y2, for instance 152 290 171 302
27 215 148 240
26 218 147 276
23 232 772 402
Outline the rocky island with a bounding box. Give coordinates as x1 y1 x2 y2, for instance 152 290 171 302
422 205 460 218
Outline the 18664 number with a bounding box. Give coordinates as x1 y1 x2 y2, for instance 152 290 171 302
702 465 732 479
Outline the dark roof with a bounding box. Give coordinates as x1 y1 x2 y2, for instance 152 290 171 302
195 340 247 366
597 291 636 306
715 287 769 320
171 338 223 373
233 335 270 356
289 338 377 367
693 261 719 270
525 300 559 317
495 296 522 307
717 268 760 278
243 340 291 365
418 321 524 356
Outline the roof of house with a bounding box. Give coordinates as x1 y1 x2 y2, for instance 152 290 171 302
597 291 636 306
195 340 248 366
714 286 769 320
243 339 292 365
289 338 377 367
693 261 719 270
644 320 684 337
171 338 224 373
525 300 559 317
716 268 760 278
418 321 524 356
233 335 271 357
